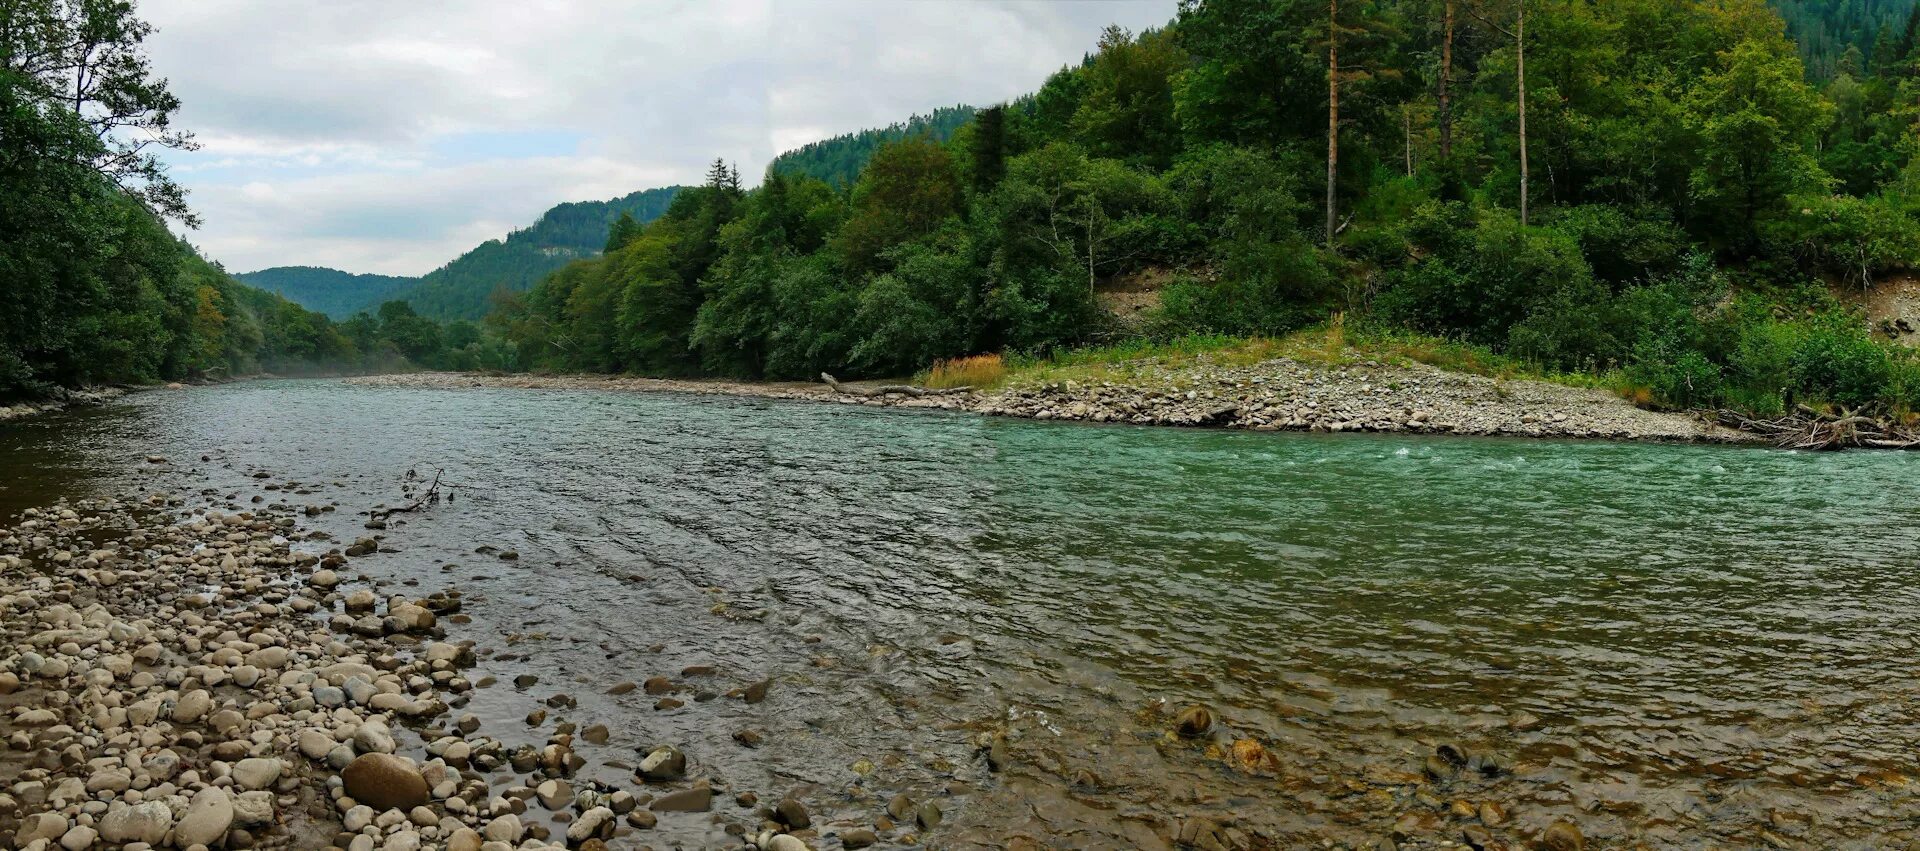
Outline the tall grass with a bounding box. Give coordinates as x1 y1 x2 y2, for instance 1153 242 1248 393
923 353 1006 389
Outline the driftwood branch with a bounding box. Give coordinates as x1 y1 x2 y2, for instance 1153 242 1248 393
819 373 971 397
1718 407 1920 451
372 469 450 520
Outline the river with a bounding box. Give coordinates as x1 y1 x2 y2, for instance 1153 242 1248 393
3 379 1917 849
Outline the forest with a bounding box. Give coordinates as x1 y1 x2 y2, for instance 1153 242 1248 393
496 0 1920 416
0 0 525 399
770 106 977 187
0 1 362 399
382 185 686 321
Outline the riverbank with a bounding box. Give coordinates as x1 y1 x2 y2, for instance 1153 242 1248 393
0 386 131 423
347 353 1761 445
0 485 857 851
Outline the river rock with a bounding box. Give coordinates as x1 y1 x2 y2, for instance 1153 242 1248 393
174 786 235 847
536 778 573 810
99 800 173 844
232 756 282 789
774 798 811 829
1174 704 1214 738
917 800 943 830
342 752 430 811
1541 820 1584 851
566 806 615 843
482 814 522 842
637 745 686 781
447 827 483 851
173 688 212 722
649 787 712 812
57 824 96 851
841 828 879 849
15 813 67 846
353 718 397 753
232 790 275 826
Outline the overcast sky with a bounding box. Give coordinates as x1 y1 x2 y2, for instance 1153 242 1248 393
142 0 1180 277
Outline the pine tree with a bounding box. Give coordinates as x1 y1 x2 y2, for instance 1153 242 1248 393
603 212 640 253
970 104 1007 193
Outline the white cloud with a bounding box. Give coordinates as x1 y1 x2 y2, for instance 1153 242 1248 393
142 0 1180 276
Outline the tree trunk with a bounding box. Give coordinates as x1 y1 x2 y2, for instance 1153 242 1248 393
1440 0 1454 162
1327 0 1340 248
1404 104 1414 176
1517 0 1529 225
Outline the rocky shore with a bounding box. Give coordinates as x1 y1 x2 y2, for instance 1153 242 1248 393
348 356 1760 445
0 388 133 423
0 489 867 850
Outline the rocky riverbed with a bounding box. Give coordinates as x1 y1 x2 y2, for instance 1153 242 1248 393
345 357 1758 445
0 487 905 851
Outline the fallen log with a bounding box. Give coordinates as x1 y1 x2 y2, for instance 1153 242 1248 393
819 373 971 398
1717 408 1920 451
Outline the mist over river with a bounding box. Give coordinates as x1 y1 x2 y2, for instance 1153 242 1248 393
4 379 1919 849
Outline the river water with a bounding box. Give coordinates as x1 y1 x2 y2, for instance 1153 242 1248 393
3 380 1918 849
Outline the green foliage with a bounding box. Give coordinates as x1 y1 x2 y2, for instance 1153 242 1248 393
482 0 1920 420
1769 0 1920 79
834 139 964 275
388 186 685 321
770 106 975 187
235 267 418 320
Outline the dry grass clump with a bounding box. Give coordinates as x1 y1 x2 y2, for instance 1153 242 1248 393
924 353 1006 389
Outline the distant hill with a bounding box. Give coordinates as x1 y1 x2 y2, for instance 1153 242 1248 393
770 105 975 187
1771 0 1920 78
235 266 418 320
391 185 687 320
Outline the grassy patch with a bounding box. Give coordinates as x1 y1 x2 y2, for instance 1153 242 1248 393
982 320 1628 394
920 353 1007 389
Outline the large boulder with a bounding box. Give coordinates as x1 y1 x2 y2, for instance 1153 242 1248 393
342 753 430 811
99 801 172 845
174 786 235 847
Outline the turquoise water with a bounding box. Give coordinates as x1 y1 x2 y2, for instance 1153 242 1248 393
3 380 1917 848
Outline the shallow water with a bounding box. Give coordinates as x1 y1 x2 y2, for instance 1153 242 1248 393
4 380 1919 848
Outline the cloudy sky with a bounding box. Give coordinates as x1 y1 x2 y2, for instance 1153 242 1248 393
142 0 1180 276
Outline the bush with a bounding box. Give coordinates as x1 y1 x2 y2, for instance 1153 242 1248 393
1377 204 1596 347
1762 194 1920 289
1152 243 1335 337
1545 204 1689 286
1791 322 1892 409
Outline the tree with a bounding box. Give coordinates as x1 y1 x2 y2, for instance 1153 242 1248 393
604 212 641 252
1467 0 1530 224
968 104 1008 193
0 0 200 222
832 138 964 274
1072 26 1186 169
1685 40 1831 245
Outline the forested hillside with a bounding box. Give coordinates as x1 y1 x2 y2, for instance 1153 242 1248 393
0 3 373 398
237 266 419 320
770 106 975 186
1771 0 1919 78
498 0 1920 418
389 185 685 320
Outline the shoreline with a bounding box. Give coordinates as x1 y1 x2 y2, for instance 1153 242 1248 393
346 359 1764 446
0 485 828 850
